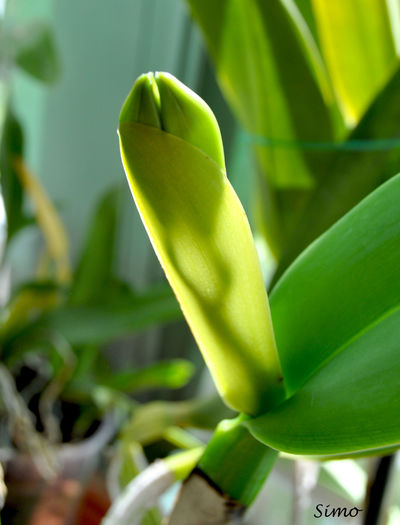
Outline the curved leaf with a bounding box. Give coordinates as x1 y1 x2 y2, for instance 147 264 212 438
69 185 123 305
187 0 334 188
246 173 400 455
312 0 397 125
119 117 283 415
12 21 60 84
13 157 71 283
247 306 400 455
186 0 336 259
271 171 400 392
101 359 195 393
40 283 181 346
0 111 30 242
273 66 400 283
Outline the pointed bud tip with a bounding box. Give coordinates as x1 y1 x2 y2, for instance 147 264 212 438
154 72 225 170
120 71 225 170
119 72 161 129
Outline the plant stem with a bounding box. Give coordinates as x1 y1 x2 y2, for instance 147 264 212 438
198 415 278 505
363 454 395 525
167 415 277 524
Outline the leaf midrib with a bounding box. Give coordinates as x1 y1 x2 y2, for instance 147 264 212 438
288 300 400 398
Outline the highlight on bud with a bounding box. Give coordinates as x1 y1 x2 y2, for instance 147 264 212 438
120 72 225 169
118 72 285 415
120 73 161 129
154 72 225 170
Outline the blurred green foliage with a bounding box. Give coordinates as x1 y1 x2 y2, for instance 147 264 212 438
0 10 196 453
186 0 400 282
2 1 400 523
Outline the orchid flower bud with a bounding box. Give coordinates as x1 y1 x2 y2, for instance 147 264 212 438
118 72 285 415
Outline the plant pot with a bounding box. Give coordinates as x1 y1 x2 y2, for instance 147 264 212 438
1 413 115 524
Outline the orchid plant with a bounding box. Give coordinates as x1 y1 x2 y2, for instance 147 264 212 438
118 72 400 523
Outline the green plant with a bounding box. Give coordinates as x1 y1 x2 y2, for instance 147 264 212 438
185 0 400 287
119 72 283 416
118 72 400 523
0 14 213 523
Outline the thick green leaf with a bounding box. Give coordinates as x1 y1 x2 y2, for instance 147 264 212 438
247 308 400 455
0 111 30 242
272 171 400 392
100 359 194 393
1 283 181 359
312 0 397 125
187 0 336 258
39 283 181 346
187 0 334 188
246 173 400 455
11 21 60 84
65 359 195 409
274 66 400 281
119 119 283 415
69 185 123 305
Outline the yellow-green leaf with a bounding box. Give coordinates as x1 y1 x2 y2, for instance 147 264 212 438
312 0 398 125
119 123 282 414
13 157 71 284
247 173 400 455
118 74 284 414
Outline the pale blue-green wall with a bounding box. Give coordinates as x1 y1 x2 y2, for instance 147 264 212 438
6 0 240 382
10 0 237 288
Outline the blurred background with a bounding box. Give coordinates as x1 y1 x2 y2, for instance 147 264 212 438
0 0 400 524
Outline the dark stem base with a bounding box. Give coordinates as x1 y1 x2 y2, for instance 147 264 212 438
363 454 395 525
